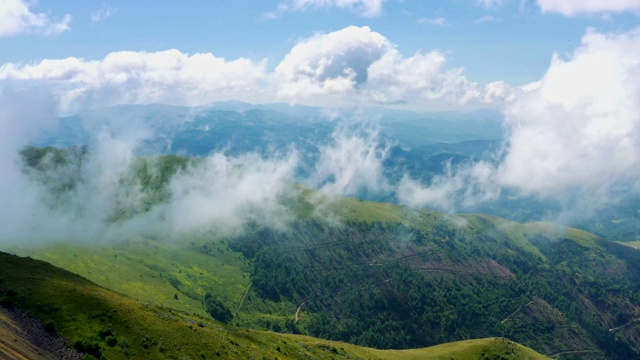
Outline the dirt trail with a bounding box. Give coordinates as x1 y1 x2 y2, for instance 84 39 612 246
295 301 307 323
608 318 640 332
237 282 252 313
549 349 603 358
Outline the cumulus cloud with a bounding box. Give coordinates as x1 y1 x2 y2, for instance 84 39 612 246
274 26 391 101
366 48 484 105
536 0 640 16
0 0 71 37
274 26 501 108
0 26 504 112
267 0 383 18
0 50 269 114
397 27 640 217
498 27 640 198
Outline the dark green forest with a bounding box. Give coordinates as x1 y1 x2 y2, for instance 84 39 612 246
229 220 640 359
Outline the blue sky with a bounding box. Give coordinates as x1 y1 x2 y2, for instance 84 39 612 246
1 0 640 112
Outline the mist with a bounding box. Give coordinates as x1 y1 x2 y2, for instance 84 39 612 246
3 27 640 245
0 87 397 245
396 27 640 226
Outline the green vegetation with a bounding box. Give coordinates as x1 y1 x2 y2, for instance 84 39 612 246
224 216 640 359
204 292 233 323
10 148 640 359
0 251 549 359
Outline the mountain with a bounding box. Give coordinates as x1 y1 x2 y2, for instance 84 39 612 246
35 103 503 156
0 251 550 360
29 103 640 240
7 174 640 359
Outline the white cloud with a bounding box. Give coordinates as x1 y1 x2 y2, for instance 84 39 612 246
0 26 505 112
497 27 640 199
366 49 484 105
274 26 391 103
308 123 390 197
397 27 640 216
91 3 115 24
0 85 302 242
0 50 269 113
0 86 62 242
167 152 299 234
275 26 501 108
536 0 640 16
417 17 447 26
268 0 383 18
0 0 71 37
397 161 500 212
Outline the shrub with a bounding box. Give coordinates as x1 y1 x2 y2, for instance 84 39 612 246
73 336 102 358
105 336 117 347
204 292 233 324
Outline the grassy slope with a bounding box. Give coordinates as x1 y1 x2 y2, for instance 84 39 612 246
7 191 639 358
0 251 549 360
14 240 251 318
8 195 625 329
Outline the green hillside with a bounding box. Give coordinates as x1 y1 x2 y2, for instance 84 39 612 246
0 251 549 360
10 194 640 359
10 148 640 359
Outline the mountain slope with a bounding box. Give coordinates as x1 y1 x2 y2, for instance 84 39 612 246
11 194 640 359
0 251 549 360
12 148 640 358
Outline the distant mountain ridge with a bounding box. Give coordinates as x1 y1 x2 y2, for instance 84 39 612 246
26 102 640 240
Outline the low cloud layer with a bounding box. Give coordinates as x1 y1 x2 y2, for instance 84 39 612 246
308 123 389 197
398 27 640 219
0 26 505 113
0 86 395 244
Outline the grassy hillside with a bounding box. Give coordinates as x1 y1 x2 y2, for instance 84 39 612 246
11 148 640 359
0 251 549 360
11 195 640 359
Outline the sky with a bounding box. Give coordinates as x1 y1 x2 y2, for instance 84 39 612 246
1 0 639 113
2 0 640 242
